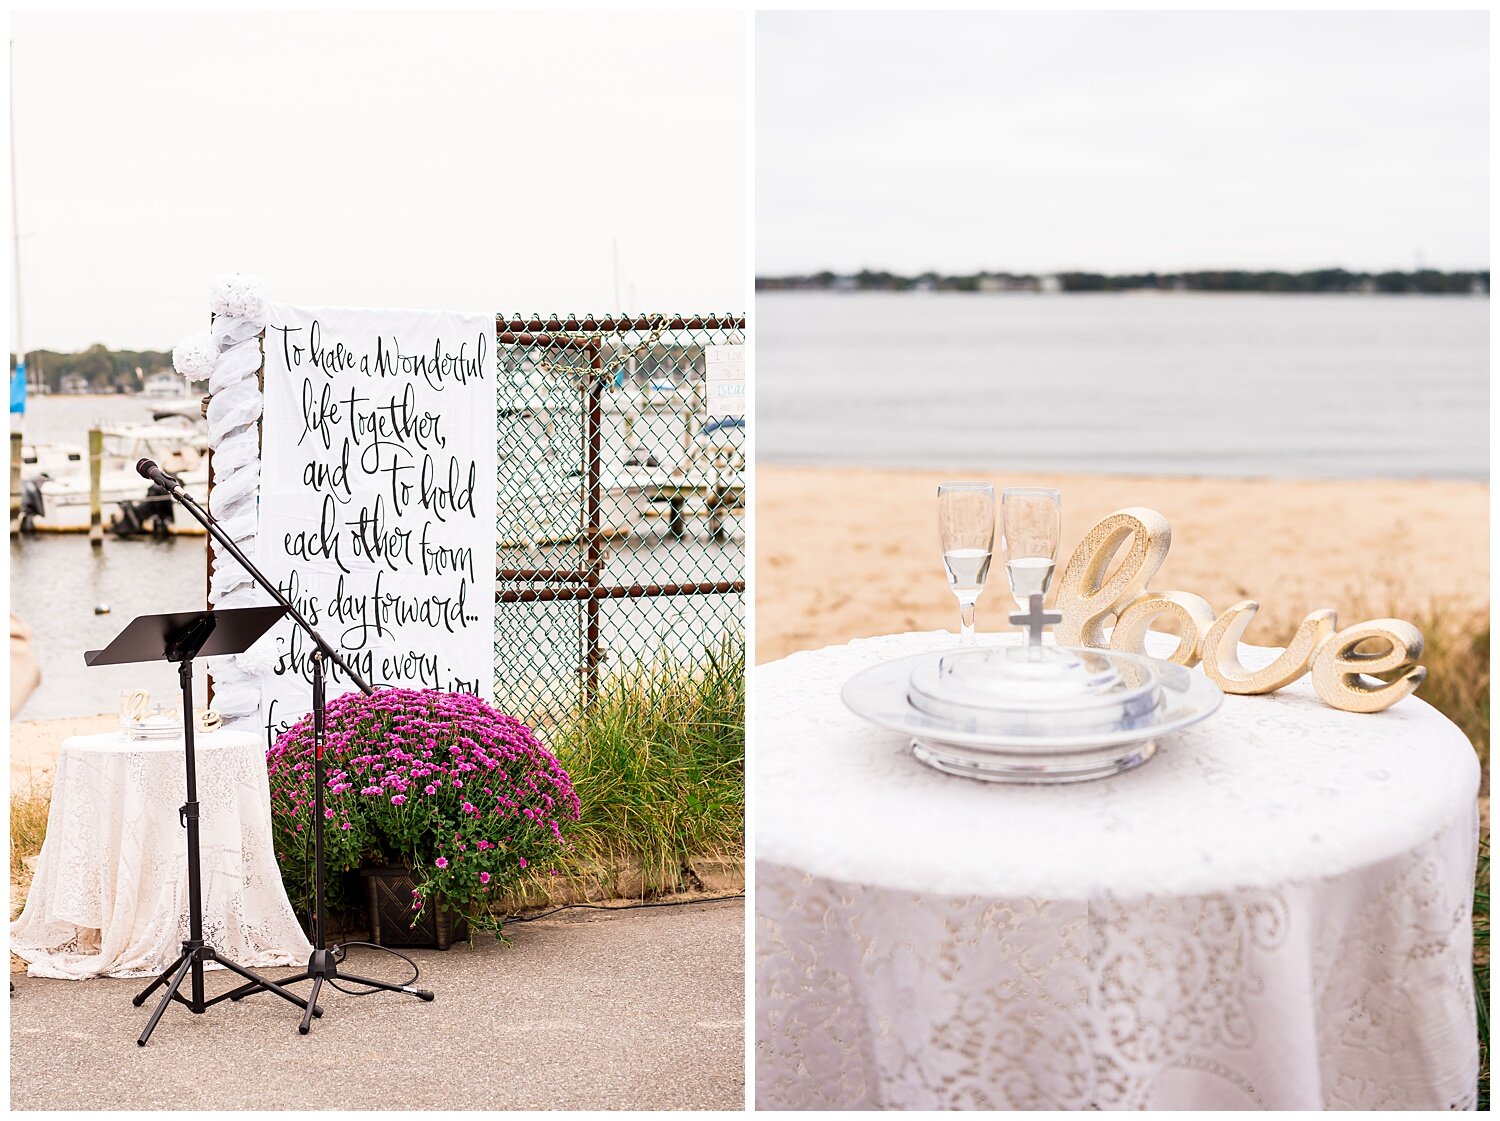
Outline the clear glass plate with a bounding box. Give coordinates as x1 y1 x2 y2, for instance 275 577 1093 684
842 647 1223 783
118 717 183 740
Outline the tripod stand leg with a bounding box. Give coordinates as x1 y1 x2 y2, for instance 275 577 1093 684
132 949 190 1008
221 969 310 1004
214 956 321 1015
336 970 436 1001
137 954 194 1046
299 975 324 1035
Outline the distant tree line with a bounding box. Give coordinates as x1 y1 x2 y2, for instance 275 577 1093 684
757 268 1490 295
9 344 174 393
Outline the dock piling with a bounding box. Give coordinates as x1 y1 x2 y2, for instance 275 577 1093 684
88 426 103 547
9 430 20 533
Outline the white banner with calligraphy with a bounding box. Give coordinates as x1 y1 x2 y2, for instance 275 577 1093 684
256 304 496 740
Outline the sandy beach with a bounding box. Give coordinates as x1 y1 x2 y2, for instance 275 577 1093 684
10 715 118 792
755 467 1489 663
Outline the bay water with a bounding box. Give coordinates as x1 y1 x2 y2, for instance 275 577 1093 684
755 292 1488 478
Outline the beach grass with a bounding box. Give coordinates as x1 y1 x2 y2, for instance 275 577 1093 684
494 638 746 913
1404 608 1489 774
8 781 51 916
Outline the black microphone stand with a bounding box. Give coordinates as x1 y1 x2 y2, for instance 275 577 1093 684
145 462 435 1033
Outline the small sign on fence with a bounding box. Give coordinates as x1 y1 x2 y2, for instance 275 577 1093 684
705 344 746 421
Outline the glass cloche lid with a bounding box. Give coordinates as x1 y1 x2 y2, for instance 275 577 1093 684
907 644 1165 735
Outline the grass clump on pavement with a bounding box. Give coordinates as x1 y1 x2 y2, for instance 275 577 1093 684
501 638 745 910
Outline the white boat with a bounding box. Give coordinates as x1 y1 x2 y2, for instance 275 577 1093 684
142 372 183 399
494 353 745 548
598 380 745 541
144 396 206 424
21 417 210 530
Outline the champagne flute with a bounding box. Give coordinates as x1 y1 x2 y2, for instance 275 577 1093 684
1001 487 1061 612
938 482 995 645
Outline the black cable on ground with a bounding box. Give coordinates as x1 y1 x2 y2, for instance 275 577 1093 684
328 941 421 996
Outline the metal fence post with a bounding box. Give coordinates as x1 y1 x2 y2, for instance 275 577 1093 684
584 342 604 706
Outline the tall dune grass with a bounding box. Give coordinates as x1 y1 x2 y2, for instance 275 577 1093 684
8 782 51 916
1404 608 1489 772
495 638 746 911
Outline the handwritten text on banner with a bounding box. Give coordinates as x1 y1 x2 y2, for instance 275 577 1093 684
258 305 497 740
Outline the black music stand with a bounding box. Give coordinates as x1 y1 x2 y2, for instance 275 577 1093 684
85 606 320 1046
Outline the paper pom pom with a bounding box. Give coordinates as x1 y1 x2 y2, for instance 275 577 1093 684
172 332 218 383
208 273 267 320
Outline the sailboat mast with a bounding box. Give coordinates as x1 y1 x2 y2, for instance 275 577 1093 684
10 37 23 399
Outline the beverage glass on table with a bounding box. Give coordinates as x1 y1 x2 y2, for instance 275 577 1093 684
118 688 150 725
1002 487 1061 616
937 482 995 646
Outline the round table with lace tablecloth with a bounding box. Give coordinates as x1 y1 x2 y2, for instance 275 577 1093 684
755 631 1480 1111
11 729 311 980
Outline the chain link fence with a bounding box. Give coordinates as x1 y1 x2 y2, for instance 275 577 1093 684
494 315 745 726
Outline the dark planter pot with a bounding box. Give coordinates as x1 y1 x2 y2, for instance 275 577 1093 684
360 865 469 950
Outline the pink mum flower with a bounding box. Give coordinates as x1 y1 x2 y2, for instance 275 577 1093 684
267 687 581 915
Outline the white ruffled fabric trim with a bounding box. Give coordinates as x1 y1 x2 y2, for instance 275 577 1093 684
195 275 272 729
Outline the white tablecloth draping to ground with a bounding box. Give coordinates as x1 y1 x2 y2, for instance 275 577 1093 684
11 730 312 980
755 631 1480 1111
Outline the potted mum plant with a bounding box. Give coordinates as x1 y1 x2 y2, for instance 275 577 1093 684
267 688 579 947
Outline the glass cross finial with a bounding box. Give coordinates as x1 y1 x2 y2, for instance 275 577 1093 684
1009 592 1062 648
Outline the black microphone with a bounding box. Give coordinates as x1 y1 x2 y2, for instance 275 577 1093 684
136 458 186 497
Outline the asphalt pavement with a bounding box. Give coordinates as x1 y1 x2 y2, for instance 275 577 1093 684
11 897 745 1111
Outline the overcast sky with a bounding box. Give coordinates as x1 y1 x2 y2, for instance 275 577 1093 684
757 11 1488 277
11 10 746 352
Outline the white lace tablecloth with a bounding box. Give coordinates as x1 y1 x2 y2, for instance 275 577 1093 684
11 729 312 980
755 631 1480 1110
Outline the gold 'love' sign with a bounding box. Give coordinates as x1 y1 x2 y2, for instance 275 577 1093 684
1053 508 1426 713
